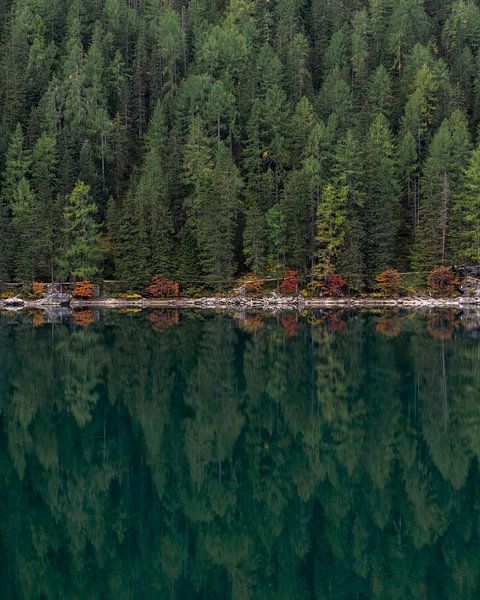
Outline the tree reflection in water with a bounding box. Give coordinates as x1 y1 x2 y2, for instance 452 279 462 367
0 308 479 599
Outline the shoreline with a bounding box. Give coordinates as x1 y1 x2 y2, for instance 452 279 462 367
71 295 480 310
2 295 480 312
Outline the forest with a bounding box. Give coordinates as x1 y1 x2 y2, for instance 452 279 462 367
1 0 480 291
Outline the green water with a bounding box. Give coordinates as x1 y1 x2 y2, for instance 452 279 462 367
1 309 480 599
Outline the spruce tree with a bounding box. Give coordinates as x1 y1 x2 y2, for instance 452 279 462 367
412 110 470 271
243 201 267 275
363 114 400 287
11 177 42 283
197 142 242 286
315 183 348 275
453 146 480 264
60 181 103 281
31 132 60 281
332 131 366 291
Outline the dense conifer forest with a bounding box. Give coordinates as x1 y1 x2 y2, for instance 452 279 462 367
1 0 480 291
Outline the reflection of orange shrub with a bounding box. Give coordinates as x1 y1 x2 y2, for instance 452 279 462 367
427 313 455 340
73 309 95 327
280 314 298 337
149 310 180 332
32 311 45 328
376 316 401 338
238 315 264 333
325 312 346 334
73 281 96 299
32 282 45 298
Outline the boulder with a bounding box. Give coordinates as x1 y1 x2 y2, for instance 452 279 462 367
38 293 72 306
3 297 26 307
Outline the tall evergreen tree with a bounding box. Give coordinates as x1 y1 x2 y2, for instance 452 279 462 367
412 110 470 271
453 146 480 264
363 114 400 286
60 181 103 281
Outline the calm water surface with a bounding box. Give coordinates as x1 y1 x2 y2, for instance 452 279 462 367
1 308 479 599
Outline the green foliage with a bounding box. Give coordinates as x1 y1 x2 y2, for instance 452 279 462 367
315 183 347 275
60 181 103 280
0 0 478 290
452 146 480 263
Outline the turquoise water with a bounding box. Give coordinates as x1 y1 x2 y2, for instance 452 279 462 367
0 308 479 599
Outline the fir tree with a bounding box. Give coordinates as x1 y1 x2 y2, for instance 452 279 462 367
452 146 480 264
315 182 348 275
363 114 400 287
60 181 103 281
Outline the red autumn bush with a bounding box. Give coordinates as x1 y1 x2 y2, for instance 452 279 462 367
376 269 401 297
427 266 458 297
279 269 299 295
324 274 348 297
147 275 180 298
72 281 96 299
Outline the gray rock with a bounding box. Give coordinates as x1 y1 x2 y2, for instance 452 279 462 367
3 297 26 307
39 293 72 306
43 307 71 323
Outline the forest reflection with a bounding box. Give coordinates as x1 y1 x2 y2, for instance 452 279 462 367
0 309 479 599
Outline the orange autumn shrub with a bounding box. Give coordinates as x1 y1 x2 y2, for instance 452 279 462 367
73 281 96 299
32 282 45 298
376 269 401 297
147 276 180 298
427 267 458 297
236 274 263 295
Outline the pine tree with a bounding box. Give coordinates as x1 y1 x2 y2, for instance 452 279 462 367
197 142 242 286
11 177 42 283
333 131 365 290
108 189 150 291
453 146 480 264
60 181 103 281
412 110 470 271
136 102 174 276
31 132 60 281
266 203 285 272
1 124 30 282
243 201 267 275
363 114 400 286
315 183 348 275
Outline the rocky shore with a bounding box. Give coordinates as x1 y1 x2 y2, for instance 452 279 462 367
2 291 480 312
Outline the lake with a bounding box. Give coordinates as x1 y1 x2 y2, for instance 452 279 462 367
0 308 479 599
